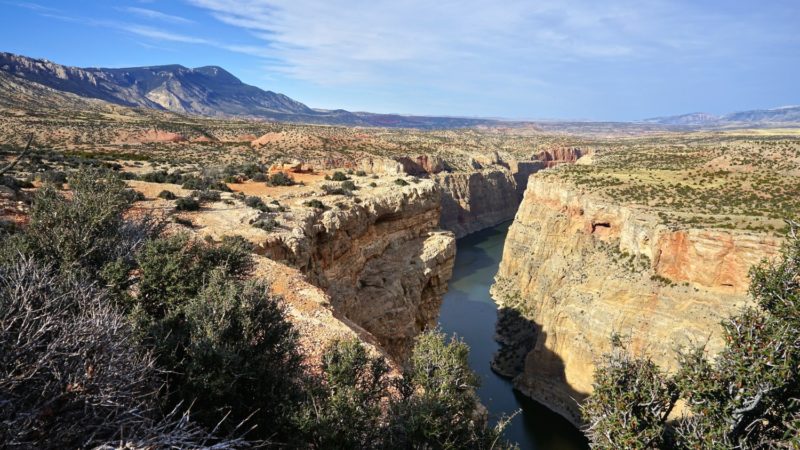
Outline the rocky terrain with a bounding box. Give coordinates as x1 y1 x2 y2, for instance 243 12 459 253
490 133 798 426
125 171 457 362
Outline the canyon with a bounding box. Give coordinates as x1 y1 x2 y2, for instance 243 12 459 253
140 174 455 363
164 147 581 362
3 78 797 444
127 146 584 365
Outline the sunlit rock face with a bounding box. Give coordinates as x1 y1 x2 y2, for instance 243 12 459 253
259 179 456 359
492 176 781 426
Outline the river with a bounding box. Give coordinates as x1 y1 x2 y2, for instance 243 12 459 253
437 222 589 450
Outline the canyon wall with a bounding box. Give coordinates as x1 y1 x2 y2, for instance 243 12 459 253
433 159 546 238
259 180 456 358
491 176 782 426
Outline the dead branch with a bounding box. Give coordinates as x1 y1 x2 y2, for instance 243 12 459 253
0 134 34 176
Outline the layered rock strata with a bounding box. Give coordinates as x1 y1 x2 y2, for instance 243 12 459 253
142 175 456 363
258 180 456 359
434 169 526 238
491 176 782 426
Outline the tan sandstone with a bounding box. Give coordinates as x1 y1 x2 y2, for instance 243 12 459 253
492 176 781 426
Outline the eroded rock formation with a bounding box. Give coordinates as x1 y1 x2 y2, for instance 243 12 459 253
259 180 456 358
536 147 583 167
433 158 545 238
491 176 781 425
434 169 524 238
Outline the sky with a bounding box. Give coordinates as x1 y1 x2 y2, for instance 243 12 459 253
1 0 798 121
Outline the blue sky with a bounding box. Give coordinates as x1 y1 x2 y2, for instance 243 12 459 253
1 0 798 120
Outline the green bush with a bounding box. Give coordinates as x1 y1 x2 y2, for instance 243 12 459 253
175 197 200 211
158 190 176 200
267 172 295 186
294 339 389 448
176 271 303 436
341 180 357 191
330 171 349 182
295 331 514 449
134 234 253 317
23 168 133 272
581 337 677 449
244 195 268 211
38 170 67 185
252 215 277 231
195 190 221 203
584 226 800 449
394 178 409 186
140 170 181 184
391 330 511 449
304 199 326 210
321 184 347 196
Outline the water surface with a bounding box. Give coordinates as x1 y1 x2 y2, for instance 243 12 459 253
438 222 588 450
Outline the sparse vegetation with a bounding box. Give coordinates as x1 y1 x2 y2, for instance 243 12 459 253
175 196 200 211
158 189 176 200
304 199 326 210
267 171 295 186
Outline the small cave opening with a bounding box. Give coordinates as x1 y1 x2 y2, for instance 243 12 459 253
591 222 611 233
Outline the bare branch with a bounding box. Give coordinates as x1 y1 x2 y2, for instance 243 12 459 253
0 134 34 176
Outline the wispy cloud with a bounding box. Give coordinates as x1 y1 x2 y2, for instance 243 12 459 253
5 0 798 118
6 1 270 60
182 0 697 87
124 25 207 44
122 7 194 25
4 1 57 13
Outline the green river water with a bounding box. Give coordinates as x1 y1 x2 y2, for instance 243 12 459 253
437 222 589 450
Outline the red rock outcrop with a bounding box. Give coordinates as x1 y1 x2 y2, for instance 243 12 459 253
536 147 583 167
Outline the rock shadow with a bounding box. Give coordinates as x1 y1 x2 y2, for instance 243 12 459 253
492 307 589 429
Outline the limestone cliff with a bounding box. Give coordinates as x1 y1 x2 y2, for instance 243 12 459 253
434 169 522 239
434 158 545 238
491 176 782 426
258 180 456 359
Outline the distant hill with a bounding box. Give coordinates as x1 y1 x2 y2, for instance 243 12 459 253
643 106 800 127
0 51 495 129
2 51 798 130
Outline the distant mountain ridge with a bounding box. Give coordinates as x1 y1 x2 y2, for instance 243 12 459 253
643 106 800 127
0 51 494 128
1 51 798 129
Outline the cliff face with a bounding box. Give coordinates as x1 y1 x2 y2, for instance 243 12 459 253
434 160 546 238
492 177 782 425
259 180 456 358
434 170 521 239
536 147 583 167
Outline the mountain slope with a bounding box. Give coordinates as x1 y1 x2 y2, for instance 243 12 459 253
0 52 315 117
643 106 800 127
0 51 495 128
